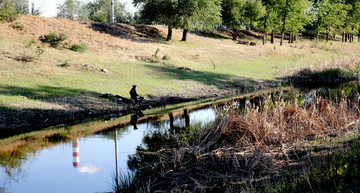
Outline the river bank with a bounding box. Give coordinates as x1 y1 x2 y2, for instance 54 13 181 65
0 78 279 138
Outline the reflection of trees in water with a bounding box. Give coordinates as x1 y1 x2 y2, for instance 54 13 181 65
119 121 189 192
119 118 212 192
0 151 36 185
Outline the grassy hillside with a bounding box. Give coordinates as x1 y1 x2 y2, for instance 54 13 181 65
1 15 360 134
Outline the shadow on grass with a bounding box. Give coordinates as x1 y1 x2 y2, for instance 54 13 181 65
190 31 232 40
144 64 279 91
0 85 99 100
0 85 119 137
86 22 165 43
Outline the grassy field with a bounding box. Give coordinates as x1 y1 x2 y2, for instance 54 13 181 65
1 15 360 132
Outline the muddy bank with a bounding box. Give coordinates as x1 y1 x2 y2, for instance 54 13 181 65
0 79 279 138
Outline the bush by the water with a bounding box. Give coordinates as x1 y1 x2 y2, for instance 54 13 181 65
70 43 88 52
39 32 68 48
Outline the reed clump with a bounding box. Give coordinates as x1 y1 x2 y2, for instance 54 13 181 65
133 90 360 192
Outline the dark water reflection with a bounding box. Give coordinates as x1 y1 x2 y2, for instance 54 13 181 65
0 107 216 193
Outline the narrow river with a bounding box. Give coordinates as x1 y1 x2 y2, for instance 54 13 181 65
0 107 216 193
2 81 358 193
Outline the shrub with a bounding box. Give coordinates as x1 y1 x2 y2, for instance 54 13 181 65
58 60 70 67
162 55 171 60
11 22 24 30
70 43 88 52
39 32 68 48
35 46 45 59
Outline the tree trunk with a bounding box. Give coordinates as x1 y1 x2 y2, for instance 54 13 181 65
280 32 284 46
291 33 294 43
232 29 237 41
293 34 296 42
263 32 267 45
345 33 348 42
181 29 188 42
326 32 329 42
342 32 345 42
280 0 289 46
271 31 274 44
358 28 360 42
166 25 172 41
288 33 291 43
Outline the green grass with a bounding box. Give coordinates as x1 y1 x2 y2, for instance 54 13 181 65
1 28 360 113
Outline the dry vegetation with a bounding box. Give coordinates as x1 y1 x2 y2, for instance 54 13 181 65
132 90 360 192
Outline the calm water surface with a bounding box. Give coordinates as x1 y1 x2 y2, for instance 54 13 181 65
0 108 216 193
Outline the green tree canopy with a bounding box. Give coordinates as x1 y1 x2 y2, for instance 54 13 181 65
87 0 130 23
56 0 82 20
222 0 265 39
0 0 29 21
313 0 350 40
134 0 222 41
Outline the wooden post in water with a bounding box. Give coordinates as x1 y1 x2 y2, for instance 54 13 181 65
114 129 119 188
169 113 174 130
184 109 190 127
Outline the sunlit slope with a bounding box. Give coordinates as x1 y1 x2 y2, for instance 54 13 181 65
0 15 359 103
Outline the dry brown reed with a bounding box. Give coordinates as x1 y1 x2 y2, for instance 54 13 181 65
143 90 360 192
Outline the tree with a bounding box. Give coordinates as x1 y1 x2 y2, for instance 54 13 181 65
133 0 177 40
284 0 313 43
0 0 29 22
269 0 312 45
343 0 360 42
135 0 222 41
56 0 82 20
312 0 350 42
87 0 129 23
222 0 265 40
260 0 282 44
177 0 223 41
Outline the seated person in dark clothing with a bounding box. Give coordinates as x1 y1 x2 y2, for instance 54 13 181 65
129 84 143 104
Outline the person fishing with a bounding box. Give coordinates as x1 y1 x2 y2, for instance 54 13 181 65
129 84 143 104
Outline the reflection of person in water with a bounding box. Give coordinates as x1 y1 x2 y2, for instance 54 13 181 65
130 110 144 130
